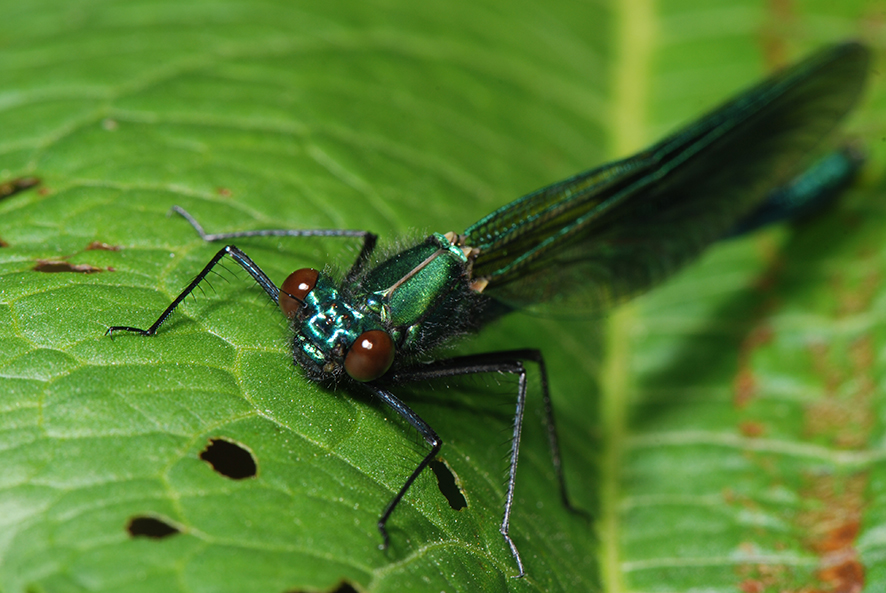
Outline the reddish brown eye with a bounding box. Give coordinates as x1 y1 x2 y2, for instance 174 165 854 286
279 268 319 318
344 330 395 382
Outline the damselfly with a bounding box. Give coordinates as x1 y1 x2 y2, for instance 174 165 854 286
107 42 870 577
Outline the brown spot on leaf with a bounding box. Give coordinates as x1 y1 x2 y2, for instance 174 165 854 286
0 176 40 200
217 186 232 197
34 260 104 274
805 337 874 449
33 241 121 272
733 325 774 408
738 580 765 593
796 472 868 593
734 369 757 408
733 330 872 592
760 0 797 68
735 563 794 592
85 241 120 251
836 267 882 317
739 421 765 438
734 479 865 591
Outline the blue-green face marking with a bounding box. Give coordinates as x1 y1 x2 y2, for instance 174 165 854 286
293 273 372 374
288 232 476 382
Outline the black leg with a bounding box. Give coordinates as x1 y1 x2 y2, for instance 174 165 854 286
460 350 590 519
106 245 279 336
362 385 442 546
387 349 590 577
387 356 528 577
395 349 587 518
170 206 378 280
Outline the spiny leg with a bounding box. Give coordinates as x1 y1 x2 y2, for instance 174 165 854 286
399 350 588 518
493 349 590 519
106 245 279 336
389 355 543 578
170 206 378 281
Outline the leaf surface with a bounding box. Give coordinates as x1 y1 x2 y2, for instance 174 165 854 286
0 1 883 592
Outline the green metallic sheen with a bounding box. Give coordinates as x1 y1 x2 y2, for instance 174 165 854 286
294 233 477 379
289 42 868 384
363 233 469 330
297 274 374 369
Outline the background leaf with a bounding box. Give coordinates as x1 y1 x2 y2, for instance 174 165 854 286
0 1 883 593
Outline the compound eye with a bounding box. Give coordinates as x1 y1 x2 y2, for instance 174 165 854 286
280 268 319 318
344 330 395 382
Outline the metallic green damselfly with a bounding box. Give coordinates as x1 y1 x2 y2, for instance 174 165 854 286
108 41 870 577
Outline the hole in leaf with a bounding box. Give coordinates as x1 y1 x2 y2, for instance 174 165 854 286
33 260 104 274
0 176 40 201
430 459 467 510
287 581 359 593
127 515 180 539
200 438 257 480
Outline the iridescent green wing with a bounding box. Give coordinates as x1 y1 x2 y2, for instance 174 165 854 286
465 42 869 313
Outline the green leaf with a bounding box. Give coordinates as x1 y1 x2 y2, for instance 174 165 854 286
0 1 883 593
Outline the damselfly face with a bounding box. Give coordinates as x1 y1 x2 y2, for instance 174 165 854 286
280 267 395 383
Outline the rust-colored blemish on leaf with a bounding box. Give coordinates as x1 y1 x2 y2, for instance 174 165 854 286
732 331 872 592
733 325 774 408
738 579 765 593
836 267 882 317
761 38 788 76
791 330 872 592
760 0 796 68
0 176 40 200
739 421 765 438
805 337 874 449
33 241 122 273
34 260 104 274
795 472 868 593
734 369 757 408
735 563 795 593
85 241 121 251
774 332 873 592
808 341 843 395
217 186 232 197
860 10 885 39
818 556 864 593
